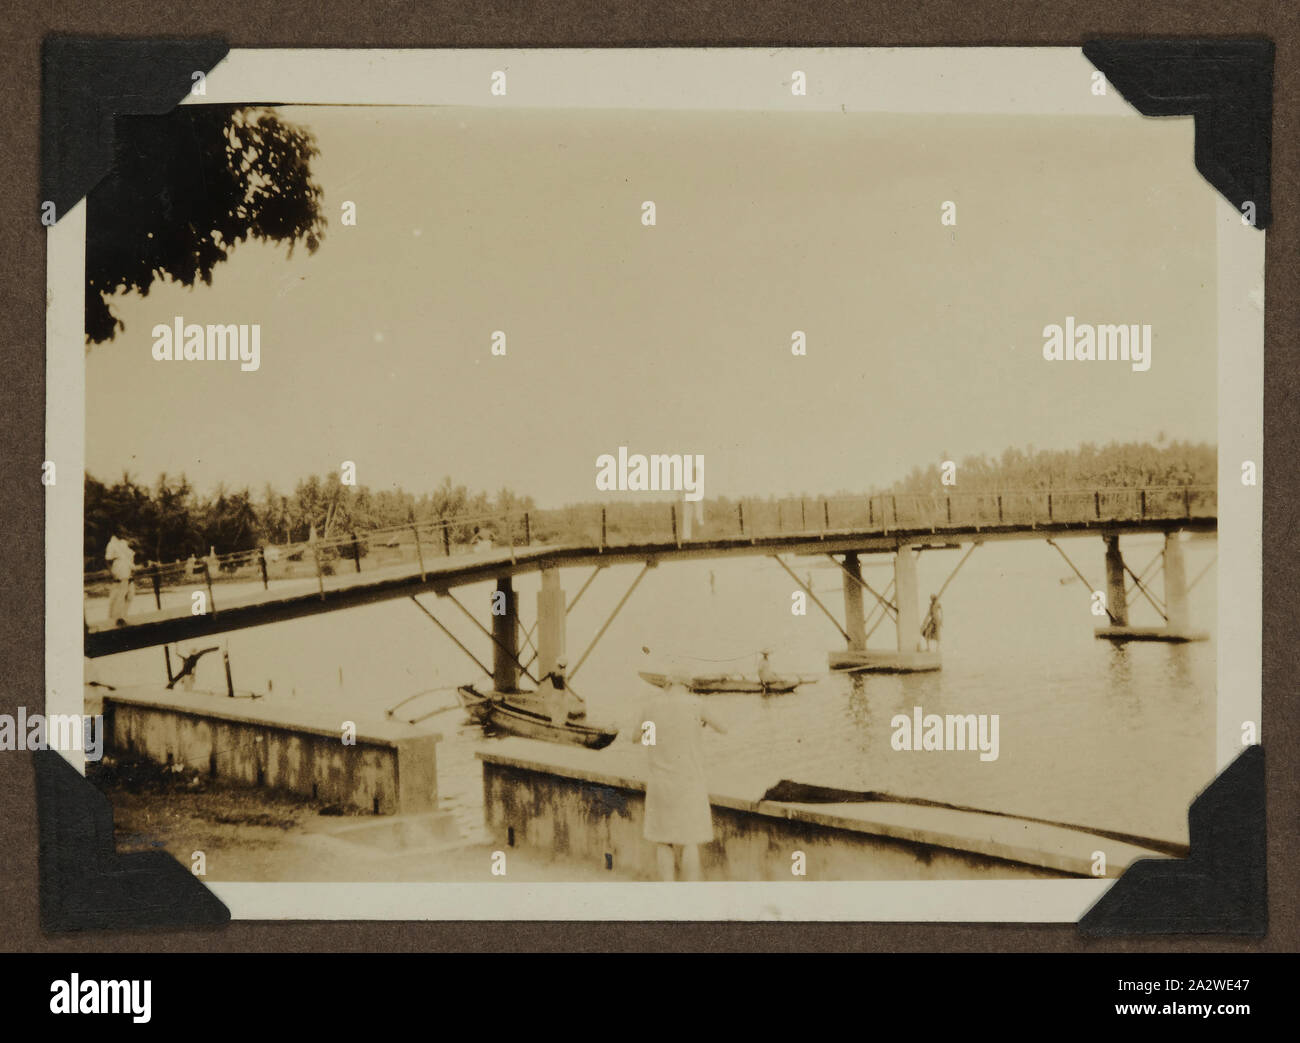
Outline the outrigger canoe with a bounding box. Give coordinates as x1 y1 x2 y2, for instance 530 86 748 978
455 684 586 722
456 684 617 749
637 670 810 695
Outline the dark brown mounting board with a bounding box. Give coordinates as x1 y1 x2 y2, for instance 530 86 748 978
5 4 1293 955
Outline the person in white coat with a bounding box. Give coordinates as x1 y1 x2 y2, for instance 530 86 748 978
104 534 136 626
635 676 727 881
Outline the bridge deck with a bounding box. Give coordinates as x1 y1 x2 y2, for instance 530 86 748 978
85 512 1215 657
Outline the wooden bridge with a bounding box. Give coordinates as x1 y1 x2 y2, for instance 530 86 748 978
86 486 1217 680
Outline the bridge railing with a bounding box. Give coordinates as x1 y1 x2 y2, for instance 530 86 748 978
83 508 535 622
83 485 1215 624
565 485 1215 542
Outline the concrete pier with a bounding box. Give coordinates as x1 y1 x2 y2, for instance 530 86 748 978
479 740 1169 880
536 567 566 679
1096 531 1208 643
840 552 866 651
492 576 519 690
100 685 442 815
895 543 922 653
829 648 942 672
828 544 941 673
1103 534 1128 627
1163 530 1191 631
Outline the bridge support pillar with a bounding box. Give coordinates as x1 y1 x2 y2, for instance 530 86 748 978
841 552 866 652
895 544 922 654
1096 531 1208 643
827 544 940 673
536 567 566 681
1163 531 1191 632
1103 535 1128 628
492 576 520 692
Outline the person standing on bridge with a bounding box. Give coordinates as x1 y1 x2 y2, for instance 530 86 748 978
921 594 943 651
104 533 136 627
635 675 727 881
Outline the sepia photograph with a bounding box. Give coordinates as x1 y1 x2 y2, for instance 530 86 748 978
42 48 1262 920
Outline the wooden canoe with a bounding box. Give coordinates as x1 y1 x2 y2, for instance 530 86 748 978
456 683 586 722
456 684 616 749
637 670 809 695
455 683 494 723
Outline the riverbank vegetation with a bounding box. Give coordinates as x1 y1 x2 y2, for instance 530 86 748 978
85 439 1213 570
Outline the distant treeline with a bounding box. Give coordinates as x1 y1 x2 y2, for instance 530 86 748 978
85 440 1213 570
84 472 535 572
881 440 1214 496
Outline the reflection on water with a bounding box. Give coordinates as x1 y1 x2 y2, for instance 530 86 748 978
94 534 1215 846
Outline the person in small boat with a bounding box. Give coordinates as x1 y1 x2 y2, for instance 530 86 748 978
921 594 943 650
634 675 728 881
542 658 584 726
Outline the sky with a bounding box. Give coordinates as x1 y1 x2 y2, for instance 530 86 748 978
85 106 1218 508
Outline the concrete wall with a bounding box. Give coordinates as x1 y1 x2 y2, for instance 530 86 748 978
104 689 439 815
481 752 1105 881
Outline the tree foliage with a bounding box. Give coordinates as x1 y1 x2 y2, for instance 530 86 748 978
884 440 1215 495
83 471 536 572
86 106 326 343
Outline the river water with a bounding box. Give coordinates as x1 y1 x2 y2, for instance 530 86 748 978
92 533 1216 848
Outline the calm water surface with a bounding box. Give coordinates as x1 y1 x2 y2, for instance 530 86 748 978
95 534 1216 846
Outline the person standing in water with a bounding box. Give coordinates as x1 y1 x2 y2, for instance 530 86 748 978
104 534 136 626
921 594 943 650
635 675 727 881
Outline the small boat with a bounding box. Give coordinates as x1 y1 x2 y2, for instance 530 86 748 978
456 684 617 749
637 670 810 695
828 650 941 673
455 683 494 723
454 683 586 722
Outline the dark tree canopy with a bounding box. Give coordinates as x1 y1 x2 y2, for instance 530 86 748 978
86 106 326 343
83 470 534 572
